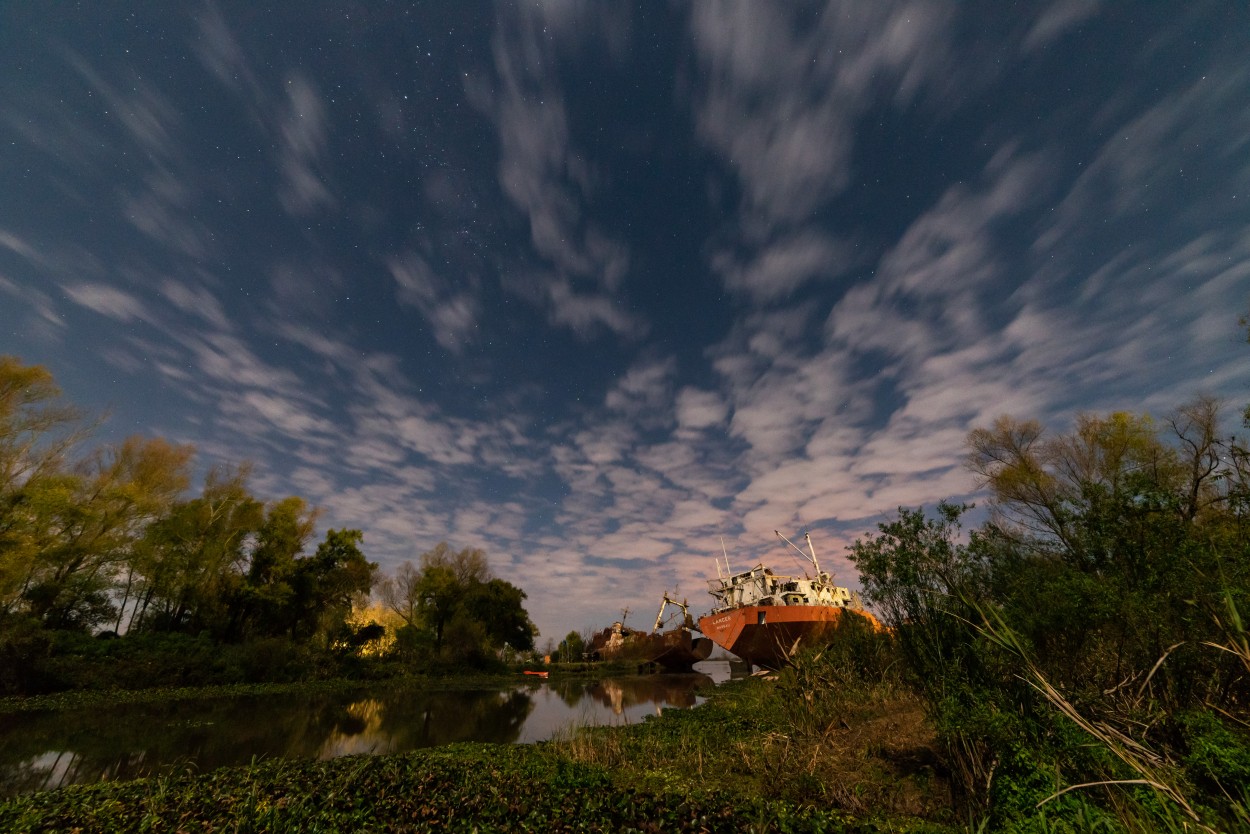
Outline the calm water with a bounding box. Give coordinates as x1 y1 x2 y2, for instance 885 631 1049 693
0 662 735 796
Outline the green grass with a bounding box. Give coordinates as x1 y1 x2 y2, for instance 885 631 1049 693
0 740 893 833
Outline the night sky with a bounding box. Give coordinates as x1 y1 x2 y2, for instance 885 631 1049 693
2 2 1247 643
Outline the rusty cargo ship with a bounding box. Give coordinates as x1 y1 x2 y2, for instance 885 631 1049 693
696 532 880 669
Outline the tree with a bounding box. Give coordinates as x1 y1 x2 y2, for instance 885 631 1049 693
0 357 88 617
129 464 263 635
0 357 87 497
378 560 422 628
377 543 536 665
847 502 983 692
556 630 585 663
289 528 377 644
20 436 193 630
462 578 536 653
229 496 318 640
947 404 1250 820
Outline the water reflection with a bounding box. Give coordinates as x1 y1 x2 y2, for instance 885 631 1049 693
586 673 710 714
0 668 726 796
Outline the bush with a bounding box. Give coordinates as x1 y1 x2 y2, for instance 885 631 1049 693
0 615 55 696
1179 710 1250 809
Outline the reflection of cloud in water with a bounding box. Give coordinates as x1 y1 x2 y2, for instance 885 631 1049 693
11 750 77 792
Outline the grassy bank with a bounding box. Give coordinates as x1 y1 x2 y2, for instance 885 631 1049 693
0 741 889 834
0 672 947 833
551 672 944 823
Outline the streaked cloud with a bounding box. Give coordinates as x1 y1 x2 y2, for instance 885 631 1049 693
62 284 149 322
387 253 480 352
0 3 1245 645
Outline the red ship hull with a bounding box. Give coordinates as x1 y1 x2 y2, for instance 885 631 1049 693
697 605 877 669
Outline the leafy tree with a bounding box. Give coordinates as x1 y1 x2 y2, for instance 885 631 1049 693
128 464 263 635
556 630 585 663
855 401 1250 823
378 544 535 666
21 436 193 630
0 357 88 617
462 578 536 653
229 496 317 640
288 528 377 644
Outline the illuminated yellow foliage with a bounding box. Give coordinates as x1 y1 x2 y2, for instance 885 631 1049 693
346 600 405 655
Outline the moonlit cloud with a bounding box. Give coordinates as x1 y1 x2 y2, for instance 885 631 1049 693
690 1 956 231
62 284 149 322
1 3 1245 643
479 2 645 340
387 253 481 352
1024 0 1101 51
675 388 727 430
713 232 858 303
277 74 334 216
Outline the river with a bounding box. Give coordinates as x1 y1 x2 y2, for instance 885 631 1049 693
0 661 738 796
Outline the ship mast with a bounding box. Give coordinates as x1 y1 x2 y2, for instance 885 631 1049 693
775 530 824 578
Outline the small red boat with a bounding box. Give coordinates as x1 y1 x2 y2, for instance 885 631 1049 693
523 670 549 678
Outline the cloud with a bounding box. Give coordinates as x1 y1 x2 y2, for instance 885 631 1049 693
1038 63 1250 254
543 277 644 339
1024 0 1101 51
604 357 676 422
159 277 230 330
66 54 179 160
194 4 263 100
241 390 337 437
196 5 338 226
676 388 728 430
690 1 957 231
277 74 335 215
62 283 149 322
0 230 47 266
387 252 480 352
122 167 212 260
59 53 216 261
478 2 643 340
827 147 1049 360
712 232 857 303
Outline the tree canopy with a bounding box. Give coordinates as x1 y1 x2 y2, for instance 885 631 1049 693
380 543 536 667
0 356 378 651
849 396 1250 825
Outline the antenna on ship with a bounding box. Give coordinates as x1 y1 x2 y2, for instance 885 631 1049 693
719 536 731 577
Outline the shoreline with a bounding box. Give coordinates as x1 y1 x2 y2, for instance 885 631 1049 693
0 675 947 833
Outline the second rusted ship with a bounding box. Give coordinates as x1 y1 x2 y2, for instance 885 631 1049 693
588 594 713 672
